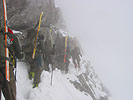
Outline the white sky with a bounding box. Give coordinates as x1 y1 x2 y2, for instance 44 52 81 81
55 0 133 100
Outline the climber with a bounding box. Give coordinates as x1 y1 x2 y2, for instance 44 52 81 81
54 32 65 70
23 28 45 88
71 45 82 69
43 34 55 71
64 37 71 73
0 26 23 100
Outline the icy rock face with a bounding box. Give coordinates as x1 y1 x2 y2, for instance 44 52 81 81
70 60 109 100
3 0 57 30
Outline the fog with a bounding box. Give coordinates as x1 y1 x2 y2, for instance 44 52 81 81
55 0 133 100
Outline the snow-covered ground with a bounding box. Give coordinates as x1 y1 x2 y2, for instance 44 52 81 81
1 56 108 100
15 62 92 100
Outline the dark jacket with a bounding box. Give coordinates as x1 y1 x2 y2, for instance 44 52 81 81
71 46 82 59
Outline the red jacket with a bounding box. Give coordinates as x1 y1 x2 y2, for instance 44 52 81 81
8 28 14 41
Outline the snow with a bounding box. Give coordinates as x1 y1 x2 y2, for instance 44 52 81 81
1 53 107 100
13 62 93 100
13 30 23 34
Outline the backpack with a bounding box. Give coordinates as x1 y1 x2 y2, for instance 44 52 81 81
24 30 37 52
0 30 11 68
0 30 22 68
0 31 6 66
44 39 52 54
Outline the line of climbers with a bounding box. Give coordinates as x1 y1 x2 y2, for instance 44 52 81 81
0 24 82 100
22 26 83 88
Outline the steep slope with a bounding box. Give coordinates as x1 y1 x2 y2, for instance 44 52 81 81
15 62 92 100
0 0 110 100
11 57 109 100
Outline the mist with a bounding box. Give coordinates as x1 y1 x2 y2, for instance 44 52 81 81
55 0 133 100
